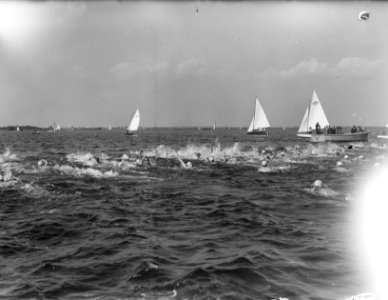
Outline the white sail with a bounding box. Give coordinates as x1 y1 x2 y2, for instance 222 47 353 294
108 125 112 130
16 126 20 131
298 90 329 133
247 98 270 133
298 108 309 133
127 109 140 133
213 122 216 131
308 90 329 128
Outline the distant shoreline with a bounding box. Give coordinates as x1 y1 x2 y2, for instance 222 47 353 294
0 126 383 131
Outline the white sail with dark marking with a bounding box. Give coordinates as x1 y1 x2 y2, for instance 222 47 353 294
297 90 329 137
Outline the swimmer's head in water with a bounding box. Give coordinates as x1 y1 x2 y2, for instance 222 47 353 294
38 159 47 167
313 179 323 188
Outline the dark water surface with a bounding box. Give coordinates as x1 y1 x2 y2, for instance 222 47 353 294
0 128 387 300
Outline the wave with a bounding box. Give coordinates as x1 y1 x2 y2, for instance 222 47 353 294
54 164 119 178
0 148 20 163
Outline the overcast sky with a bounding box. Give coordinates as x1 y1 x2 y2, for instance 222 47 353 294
0 1 387 127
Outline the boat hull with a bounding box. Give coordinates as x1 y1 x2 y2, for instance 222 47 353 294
297 133 311 139
310 131 369 143
125 131 137 136
377 135 388 140
247 131 269 136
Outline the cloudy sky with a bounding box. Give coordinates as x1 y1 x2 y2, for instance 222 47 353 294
0 1 387 127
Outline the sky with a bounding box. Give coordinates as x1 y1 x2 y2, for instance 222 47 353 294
0 1 387 128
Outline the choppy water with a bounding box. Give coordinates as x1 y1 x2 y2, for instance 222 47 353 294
0 127 387 300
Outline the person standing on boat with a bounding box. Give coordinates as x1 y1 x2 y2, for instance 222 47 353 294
315 122 321 134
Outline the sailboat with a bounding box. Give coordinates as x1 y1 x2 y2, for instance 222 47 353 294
48 121 61 132
298 90 369 142
247 98 270 135
297 90 329 139
108 125 112 130
16 126 20 132
377 124 388 139
126 108 140 135
213 122 216 131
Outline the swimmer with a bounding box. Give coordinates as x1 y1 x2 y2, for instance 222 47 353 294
136 150 146 166
136 157 145 166
38 159 48 167
313 179 323 192
175 153 192 169
148 157 156 166
142 155 156 166
1 167 13 182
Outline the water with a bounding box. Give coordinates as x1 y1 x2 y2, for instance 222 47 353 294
0 127 387 300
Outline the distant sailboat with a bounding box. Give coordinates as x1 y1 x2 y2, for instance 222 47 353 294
16 126 20 132
297 90 329 139
247 98 270 135
126 109 140 135
213 122 216 131
49 121 61 132
108 125 112 130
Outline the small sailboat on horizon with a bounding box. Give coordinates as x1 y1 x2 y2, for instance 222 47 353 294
126 108 140 135
247 98 270 135
49 121 61 132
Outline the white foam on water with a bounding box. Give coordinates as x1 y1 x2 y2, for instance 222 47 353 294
54 164 119 178
258 165 291 173
2 164 14 181
304 185 339 197
118 161 137 170
20 183 50 197
334 166 349 173
0 180 19 188
258 166 272 173
121 154 129 160
66 152 98 167
0 148 19 163
344 293 381 300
